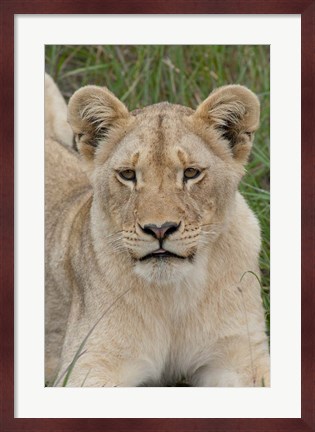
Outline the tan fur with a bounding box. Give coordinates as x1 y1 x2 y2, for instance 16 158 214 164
45 75 269 387
44 73 73 147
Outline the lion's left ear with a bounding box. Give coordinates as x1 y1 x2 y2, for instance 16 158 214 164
194 85 260 164
68 85 130 161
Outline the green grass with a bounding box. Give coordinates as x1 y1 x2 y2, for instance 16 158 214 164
45 45 270 333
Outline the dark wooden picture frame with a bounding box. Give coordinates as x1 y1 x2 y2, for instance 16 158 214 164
0 1 314 431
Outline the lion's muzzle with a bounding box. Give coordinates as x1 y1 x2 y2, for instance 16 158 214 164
138 221 180 241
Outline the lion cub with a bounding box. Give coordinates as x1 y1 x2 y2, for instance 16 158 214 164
45 74 270 387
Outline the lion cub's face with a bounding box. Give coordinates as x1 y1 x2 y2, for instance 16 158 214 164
68 85 260 284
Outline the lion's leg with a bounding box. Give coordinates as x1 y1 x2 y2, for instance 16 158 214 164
191 334 270 387
45 271 72 385
45 305 71 385
44 73 73 147
55 352 161 387
54 315 165 387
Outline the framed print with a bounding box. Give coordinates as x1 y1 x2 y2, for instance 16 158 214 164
0 1 314 432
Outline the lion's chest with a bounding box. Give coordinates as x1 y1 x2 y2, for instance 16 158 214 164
136 300 221 386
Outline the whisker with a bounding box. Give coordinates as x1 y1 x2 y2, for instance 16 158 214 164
108 237 124 244
102 230 124 239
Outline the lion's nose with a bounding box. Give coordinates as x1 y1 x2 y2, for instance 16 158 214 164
140 222 180 240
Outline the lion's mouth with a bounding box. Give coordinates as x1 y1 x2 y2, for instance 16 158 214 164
139 248 186 261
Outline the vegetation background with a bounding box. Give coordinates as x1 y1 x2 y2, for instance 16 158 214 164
45 45 270 334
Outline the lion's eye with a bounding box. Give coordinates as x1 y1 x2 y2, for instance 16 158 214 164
119 170 136 181
183 167 201 180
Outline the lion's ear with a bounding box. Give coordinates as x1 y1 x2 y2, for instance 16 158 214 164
68 86 129 160
194 85 260 164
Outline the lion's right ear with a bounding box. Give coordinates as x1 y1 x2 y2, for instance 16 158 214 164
193 85 260 164
68 86 129 160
